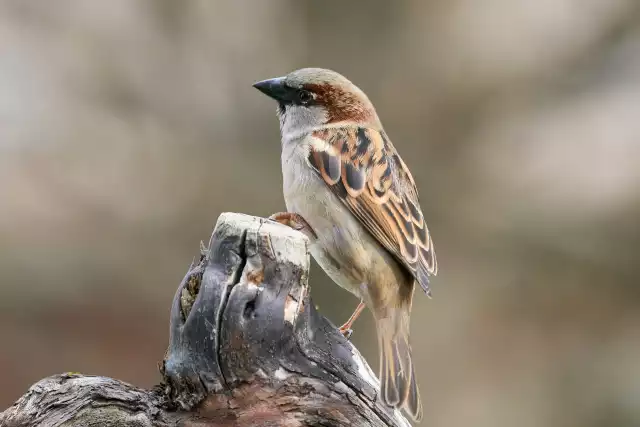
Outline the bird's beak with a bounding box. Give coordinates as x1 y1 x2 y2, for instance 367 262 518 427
252 77 290 103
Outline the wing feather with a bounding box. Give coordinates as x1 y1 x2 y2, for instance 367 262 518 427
308 127 438 294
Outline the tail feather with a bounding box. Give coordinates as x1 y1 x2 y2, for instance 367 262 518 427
379 338 400 406
377 306 423 422
406 358 423 421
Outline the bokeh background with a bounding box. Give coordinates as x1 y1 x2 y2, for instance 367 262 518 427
1 1 639 426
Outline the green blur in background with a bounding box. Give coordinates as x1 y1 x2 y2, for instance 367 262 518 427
0 1 639 426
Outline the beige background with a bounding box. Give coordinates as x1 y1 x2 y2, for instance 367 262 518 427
1 1 639 426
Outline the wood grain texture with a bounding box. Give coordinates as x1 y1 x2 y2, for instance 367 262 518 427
0 213 411 427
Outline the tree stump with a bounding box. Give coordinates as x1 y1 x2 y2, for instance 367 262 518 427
0 213 411 427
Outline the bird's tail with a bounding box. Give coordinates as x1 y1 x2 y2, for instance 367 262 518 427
377 305 423 422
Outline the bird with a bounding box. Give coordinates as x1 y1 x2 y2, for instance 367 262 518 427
253 68 437 422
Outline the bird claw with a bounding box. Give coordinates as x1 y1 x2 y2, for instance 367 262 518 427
339 327 353 340
337 300 365 341
268 212 317 239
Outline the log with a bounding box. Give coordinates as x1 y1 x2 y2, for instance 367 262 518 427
0 213 411 427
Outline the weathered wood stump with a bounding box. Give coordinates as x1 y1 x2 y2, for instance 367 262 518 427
0 213 411 427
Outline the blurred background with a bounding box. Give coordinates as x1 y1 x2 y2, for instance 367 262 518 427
1 1 639 426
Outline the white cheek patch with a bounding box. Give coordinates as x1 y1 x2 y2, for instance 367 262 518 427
281 105 328 141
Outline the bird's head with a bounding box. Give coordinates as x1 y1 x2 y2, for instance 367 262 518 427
253 68 380 138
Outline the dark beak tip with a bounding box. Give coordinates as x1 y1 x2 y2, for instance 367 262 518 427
252 77 275 88
252 79 274 97
252 77 288 102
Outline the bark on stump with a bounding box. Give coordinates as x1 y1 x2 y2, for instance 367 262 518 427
0 213 411 427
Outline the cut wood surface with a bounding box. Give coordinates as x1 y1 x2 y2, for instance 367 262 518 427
0 213 411 427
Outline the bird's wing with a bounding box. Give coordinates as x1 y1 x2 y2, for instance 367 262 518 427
307 127 437 294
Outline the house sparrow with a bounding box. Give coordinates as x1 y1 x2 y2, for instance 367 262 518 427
254 68 437 422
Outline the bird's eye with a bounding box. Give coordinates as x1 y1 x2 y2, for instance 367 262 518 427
297 90 313 105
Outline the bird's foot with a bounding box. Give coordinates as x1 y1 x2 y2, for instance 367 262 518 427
339 326 353 340
268 212 317 239
338 300 366 340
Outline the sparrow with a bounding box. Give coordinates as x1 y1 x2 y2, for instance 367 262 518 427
253 68 437 422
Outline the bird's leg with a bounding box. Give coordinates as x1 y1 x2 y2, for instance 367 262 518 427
268 212 317 239
339 300 366 339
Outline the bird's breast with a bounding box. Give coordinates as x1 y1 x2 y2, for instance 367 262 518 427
280 140 406 300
